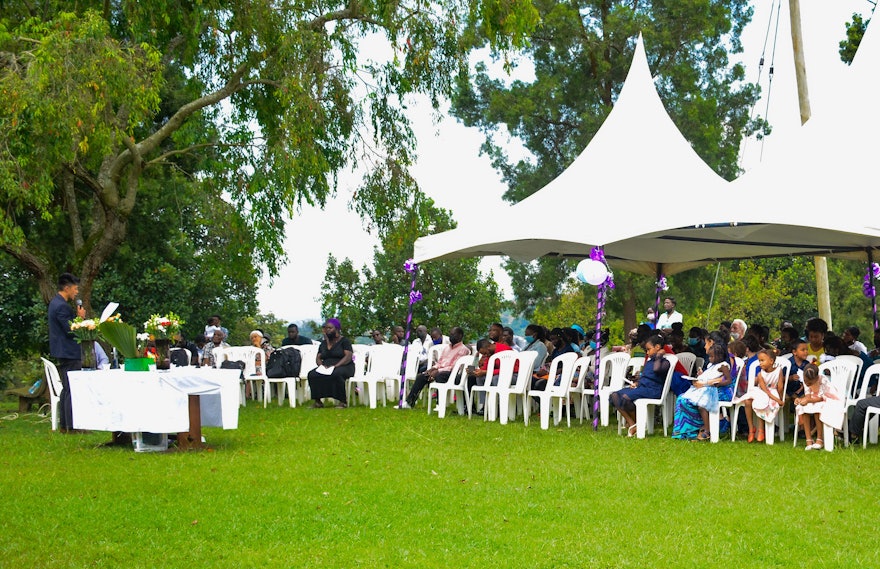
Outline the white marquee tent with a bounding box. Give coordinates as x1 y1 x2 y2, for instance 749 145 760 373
413 31 880 275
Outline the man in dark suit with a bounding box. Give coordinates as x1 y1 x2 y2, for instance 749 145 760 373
48 273 86 432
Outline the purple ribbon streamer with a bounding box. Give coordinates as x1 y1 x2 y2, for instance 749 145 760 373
590 247 614 429
867 261 879 331
653 273 665 323
399 261 419 407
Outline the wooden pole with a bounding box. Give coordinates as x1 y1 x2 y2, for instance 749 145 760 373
789 0 833 328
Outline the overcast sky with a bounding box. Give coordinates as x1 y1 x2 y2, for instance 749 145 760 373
256 0 872 323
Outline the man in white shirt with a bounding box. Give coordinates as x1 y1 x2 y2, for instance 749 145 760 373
656 297 683 330
409 325 431 372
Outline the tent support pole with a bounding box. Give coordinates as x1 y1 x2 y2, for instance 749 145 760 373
706 262 722 330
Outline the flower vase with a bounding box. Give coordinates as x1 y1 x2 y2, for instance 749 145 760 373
155 339 171 370
81 340 97 370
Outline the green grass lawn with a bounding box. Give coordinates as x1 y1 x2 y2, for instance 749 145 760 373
2 399 878 568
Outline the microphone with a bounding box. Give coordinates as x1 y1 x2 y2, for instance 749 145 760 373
76 300 82 307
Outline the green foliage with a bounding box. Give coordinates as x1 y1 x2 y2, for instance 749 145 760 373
321 197 504 341
97 321 139 359
228 313 289 347
0 1 540 310
840 12 871 64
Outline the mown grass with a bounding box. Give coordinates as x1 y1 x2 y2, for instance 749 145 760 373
1 399 878 568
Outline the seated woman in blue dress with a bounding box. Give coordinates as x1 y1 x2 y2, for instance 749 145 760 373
307 318 355 408
610 335 669 437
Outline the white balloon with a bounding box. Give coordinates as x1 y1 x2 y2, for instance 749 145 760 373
576 259 608 285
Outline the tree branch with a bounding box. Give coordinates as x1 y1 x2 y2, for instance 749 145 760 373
60 168 84 251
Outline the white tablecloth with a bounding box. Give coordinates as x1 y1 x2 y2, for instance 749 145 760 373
68 368 242 432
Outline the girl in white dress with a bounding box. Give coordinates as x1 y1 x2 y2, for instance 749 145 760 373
733 349 783 442
794 364 839 450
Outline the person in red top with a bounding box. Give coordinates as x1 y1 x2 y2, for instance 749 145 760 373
401 327 471 408
466 338 513 415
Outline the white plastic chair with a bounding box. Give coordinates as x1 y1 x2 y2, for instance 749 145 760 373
347 344 404 409
525 352 579 429
794 359 855 451
264 346 299 408
730 358 789 445
628 354 677 439
469 351 518 421
568 356 594 423
731 359 760 442
427 355 474 418
762 358 790 445
705 358 742 443
350 345 371 405
427 344 444 369
497 351 540 425
841 359 874 446
677 352 697 375
40 357 63 431
400 348 421 405
857 365 880 447
293 344 320 405
594 352 632 427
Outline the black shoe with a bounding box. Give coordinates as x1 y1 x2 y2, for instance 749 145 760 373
476 408 484 416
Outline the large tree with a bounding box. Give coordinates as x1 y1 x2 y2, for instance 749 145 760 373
0 0 537 311
451 0 765 323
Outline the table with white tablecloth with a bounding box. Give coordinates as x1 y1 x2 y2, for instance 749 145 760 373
68 368 242 436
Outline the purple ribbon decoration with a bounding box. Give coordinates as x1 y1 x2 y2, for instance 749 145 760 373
653 273 666 324
590 247 614 429
865 262 880 330
399 259 420 407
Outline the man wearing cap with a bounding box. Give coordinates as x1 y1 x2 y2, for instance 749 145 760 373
48 273 86 432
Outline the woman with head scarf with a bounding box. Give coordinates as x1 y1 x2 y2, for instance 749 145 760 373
307 318 355 408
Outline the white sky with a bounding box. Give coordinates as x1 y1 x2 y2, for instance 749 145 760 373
257 0 872 323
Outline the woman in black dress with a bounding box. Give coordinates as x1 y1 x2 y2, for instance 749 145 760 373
307 318 355 408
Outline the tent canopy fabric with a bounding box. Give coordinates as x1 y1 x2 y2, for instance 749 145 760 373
413 31 880 276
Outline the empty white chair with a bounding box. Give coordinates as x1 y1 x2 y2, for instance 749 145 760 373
40 357 63 431
347 344 404 409
293 344 320 405
525 352 579 429
568 356 594 423
427 355 474 418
